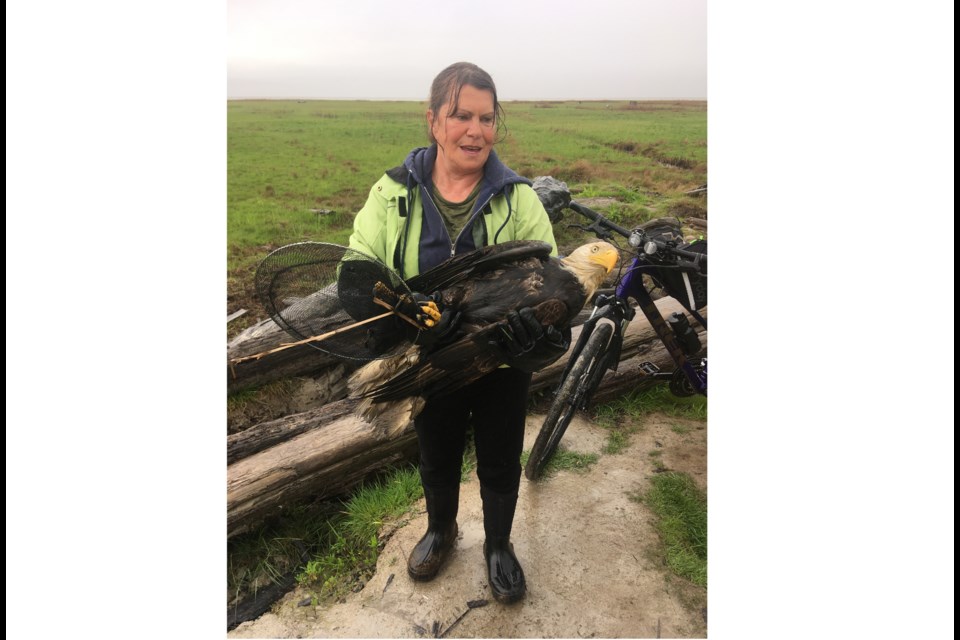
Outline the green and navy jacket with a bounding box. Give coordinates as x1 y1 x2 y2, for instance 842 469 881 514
348 145 557 279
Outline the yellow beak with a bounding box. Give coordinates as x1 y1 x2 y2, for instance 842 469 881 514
590 246 620 273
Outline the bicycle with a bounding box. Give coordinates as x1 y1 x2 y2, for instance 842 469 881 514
524 188 707 481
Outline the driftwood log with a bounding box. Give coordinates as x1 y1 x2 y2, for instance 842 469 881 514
227 398 354 465
227 298 705 538
228 316 354 395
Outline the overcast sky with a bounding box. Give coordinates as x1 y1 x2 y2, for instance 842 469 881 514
228 0 706 100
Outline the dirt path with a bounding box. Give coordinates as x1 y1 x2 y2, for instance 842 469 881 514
229 410 707 638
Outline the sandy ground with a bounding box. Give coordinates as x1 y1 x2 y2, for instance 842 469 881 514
229 410 707 639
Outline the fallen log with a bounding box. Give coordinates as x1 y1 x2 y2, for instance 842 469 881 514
228 401 421 537
227 308 248 323
589 350 689 405
528 298 706 396
227 285 364 394
228 297 701 463
228 318 346 394
227 397 355 465
228 293 601 394
227 298 705 537
533 321 707 408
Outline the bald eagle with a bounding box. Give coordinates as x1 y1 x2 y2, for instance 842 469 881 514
348 239 619 423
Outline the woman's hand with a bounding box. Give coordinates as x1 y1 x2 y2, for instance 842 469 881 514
492 308 570 372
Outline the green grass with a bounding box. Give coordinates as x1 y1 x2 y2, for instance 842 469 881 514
592 384 706 453
460 434 478 482
228 100 426 253
520 446 599 477
297 465 423 598
648 449 667 472
340 467 424 543
595 383 707 423
603 429 631 454
631 472 707 586
228 500 343 606
298 523 380 598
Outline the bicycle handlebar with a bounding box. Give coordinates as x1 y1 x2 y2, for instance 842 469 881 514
567 201 706 273
568 202 633 238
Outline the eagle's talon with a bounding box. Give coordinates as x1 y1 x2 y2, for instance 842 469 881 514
418 300 442 324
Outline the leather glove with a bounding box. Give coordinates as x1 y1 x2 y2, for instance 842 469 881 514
493 307 570 373
414 307 461 349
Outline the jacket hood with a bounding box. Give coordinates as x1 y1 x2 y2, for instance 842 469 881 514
402 145 531 194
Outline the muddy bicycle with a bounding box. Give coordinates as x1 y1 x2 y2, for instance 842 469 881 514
524 180 707 481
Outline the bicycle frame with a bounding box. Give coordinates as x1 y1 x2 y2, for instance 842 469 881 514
619 256 707 396
559 252 707 399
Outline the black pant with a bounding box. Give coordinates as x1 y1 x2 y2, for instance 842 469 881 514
414 367 532 496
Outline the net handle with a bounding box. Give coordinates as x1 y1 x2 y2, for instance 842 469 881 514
229 297 423 368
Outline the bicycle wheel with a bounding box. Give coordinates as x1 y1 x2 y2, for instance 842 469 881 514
525 322 614 481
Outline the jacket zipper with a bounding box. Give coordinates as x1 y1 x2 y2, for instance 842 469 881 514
451 193 497 257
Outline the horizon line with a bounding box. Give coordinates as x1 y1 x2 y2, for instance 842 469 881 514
226 96 708 102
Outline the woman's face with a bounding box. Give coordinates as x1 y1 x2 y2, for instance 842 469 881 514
428 84 496 179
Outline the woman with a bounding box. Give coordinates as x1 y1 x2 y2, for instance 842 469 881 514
348 62 567 604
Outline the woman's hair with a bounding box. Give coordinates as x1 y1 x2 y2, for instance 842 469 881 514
427 62 506 143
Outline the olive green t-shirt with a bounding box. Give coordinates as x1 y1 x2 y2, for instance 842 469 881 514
432 182 486 248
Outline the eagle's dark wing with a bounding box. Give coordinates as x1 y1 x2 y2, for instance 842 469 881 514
363 324 504 401
405 240 553 295
437 255 583 327
361 254 586 402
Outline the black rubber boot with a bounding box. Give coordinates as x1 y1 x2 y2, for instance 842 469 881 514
480 486 526 603
407 485 459 582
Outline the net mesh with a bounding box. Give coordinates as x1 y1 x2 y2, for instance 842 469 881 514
254 242 416 361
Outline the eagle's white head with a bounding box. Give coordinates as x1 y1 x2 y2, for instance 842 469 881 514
559 241 619 301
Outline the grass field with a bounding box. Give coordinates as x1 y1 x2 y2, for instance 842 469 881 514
227 99 706 328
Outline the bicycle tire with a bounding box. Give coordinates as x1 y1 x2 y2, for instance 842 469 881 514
525 322 614 481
